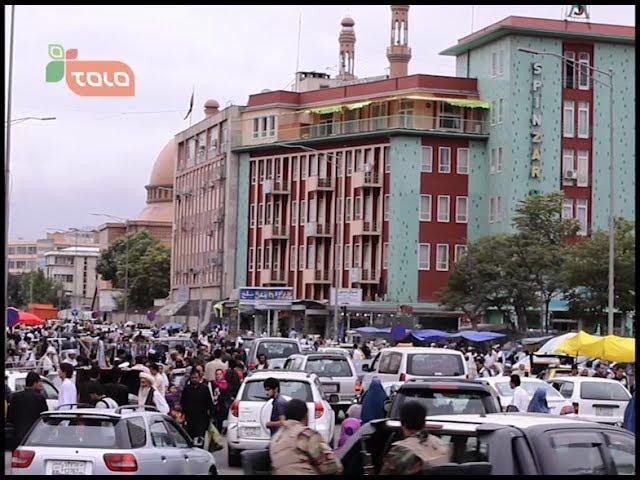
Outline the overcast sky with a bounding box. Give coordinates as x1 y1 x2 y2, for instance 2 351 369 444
5 4 635 240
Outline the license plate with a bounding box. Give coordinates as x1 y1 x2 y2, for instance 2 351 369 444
50 461 87 475
322 384 338 393
240 427 263 438
596 407 615 416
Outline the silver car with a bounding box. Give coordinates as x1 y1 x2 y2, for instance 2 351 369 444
11 406 217 475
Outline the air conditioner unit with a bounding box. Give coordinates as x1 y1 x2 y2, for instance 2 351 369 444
564 169 577 180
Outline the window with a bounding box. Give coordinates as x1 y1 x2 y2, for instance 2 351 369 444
420 195 432 222
576 199 588 236
454 244 467 263
578 102 589 138
250 204 256 228
292 156 298 180
290 245 297 270
490 148 496 174
252 115 277 138
383 243 388 269
150 420 174 448
249 247 255 270
126 417 147 448
578 52 590 90
497 196 504 221
8 247 15 255
264 246 271 269
491 51 498 77
300 200 306 224
337 198 343 223
549 431 607 474
563 149 575 185
437 195 450 222
456 196 468 223
457 148 469 174
489 197 496 223
498 49 504 75
580 381 630 401
497 98 503 124
346 151 353 175
419 244 430 270
563 101 574 137
164 420 190 448
438 147 451 173
421 146 433 172
336 245 342 270
605 432 636 475
17 246 27 255
299 246 305 270
490 100 496 125
345 198 352 222
384 195 389 221
378 352 402 374
439 103 462 130
564 51 576 89
562 199 573 220
301 155 307 179
436 244 449 271
344 244 351 268
496 147 503 173
577 150 589 187
306 244 314 269
354 196 362 220
291 200 297 225
256 247 262 269
353 243 360 269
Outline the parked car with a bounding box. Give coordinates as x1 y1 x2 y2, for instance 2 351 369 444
225 370 335 467
478 376 572 414
317 347 352 358
246 337 301 370
11 406 217 475
361 347 468 390
547 376 632 425
283 353 358 413
337 413 635 475
5 371 59 410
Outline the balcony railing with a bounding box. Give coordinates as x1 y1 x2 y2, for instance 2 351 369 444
305 222 332 237
263 224 289 240
351 219 381 236
303 268 331 284
263 179 290 195
306 175 333 192
352 170 381 189
232 114 488 147
260 269 287 285
350 268 379 284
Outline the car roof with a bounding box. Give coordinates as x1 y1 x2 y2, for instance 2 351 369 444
253 337 299 343
399 378 494 391
424 412 596 428
482 376 547 385
246 370 316 381
41 408 167 419
289 353 351 360
547 376 624 385
381 347 464 354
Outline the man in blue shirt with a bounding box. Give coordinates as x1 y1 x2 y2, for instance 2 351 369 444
264 377 288 436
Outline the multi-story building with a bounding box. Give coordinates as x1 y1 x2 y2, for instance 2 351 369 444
8 240 39 274
43 246 100 309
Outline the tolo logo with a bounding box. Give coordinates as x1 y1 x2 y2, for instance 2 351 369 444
45 44 135 96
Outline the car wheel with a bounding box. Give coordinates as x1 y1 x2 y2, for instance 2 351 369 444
227 447 241 467
209 465 218 475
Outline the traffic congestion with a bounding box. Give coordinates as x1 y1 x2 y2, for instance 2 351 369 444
4 317 636 475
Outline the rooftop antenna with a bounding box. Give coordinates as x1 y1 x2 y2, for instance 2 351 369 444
471 5 475 33
295 10 302 91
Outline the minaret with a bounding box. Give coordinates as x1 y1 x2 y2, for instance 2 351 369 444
386 5 412 78
337 16 356 81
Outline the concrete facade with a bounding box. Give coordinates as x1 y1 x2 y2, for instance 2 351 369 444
43 246 100 309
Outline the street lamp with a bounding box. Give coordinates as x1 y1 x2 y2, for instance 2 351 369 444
518 47 616 335
91 213 130 323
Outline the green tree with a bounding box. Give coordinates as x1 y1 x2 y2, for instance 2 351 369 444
18 270 66 307
97 230 171 309
8 273 25 308
563 218 635 332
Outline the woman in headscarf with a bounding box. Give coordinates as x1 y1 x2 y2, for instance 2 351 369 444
360 377 388 424
224 358 241 399
527 387 550 413
210 369 230 431
337 417 362 451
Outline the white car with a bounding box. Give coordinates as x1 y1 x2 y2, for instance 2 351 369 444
478 376 571 414
362 347 468 390
246 337 301 370
6 371 60 410
226 370 335 467
317 347 352 358
547 376 631 425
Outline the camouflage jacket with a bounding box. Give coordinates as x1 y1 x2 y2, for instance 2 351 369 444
380 430 451 475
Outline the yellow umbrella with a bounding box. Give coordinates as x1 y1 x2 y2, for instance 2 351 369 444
579 335 635 363
556 331 602 356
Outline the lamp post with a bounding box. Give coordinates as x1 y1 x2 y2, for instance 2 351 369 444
518 47 616 335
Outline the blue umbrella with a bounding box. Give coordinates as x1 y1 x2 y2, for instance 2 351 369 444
162 321 183 330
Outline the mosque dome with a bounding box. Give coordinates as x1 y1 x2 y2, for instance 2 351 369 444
341 16 355 27
148 139 177 186
136 138 177 223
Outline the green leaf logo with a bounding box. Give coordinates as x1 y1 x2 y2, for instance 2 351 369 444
46 61 64 83
48 44 64 60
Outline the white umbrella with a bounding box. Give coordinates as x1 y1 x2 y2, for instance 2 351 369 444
535 332 577 354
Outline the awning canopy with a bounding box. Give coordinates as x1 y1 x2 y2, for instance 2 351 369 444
401 94 491 109
155 301 187 317
304 100 372 114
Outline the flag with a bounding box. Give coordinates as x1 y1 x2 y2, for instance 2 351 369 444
183 88 194 120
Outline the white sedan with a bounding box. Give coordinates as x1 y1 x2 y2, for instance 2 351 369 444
478 376 572 414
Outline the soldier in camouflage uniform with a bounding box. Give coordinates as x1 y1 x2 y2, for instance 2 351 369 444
269 398 342 475
381 401 451 475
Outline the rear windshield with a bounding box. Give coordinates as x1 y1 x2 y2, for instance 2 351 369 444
305 358 352 377
24 416 130 449
390 390 499 418
407 354 464 376
580 381 630 401
256 341 300 360
493 381 563 399
242 380 313 402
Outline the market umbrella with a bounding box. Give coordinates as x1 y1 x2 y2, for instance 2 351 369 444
162 321 183 330
557 331 635 363
6 307 45 327
535 332 577 354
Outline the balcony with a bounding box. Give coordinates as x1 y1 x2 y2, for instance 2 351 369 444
306 175 333 192
303 268 331 285
263 224 289 240
351 219 381 236
260 269 287 285
352 170 382 189
305 222 332 237
263 179 290 195
350 268 379 284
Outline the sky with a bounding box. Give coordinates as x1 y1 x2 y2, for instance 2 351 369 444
5 4 635 240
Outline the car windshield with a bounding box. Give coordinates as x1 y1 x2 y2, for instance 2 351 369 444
580 381 630 401
493 381 563 398
305 358 352 377
407 354 464 376
256 341 300 360
24 416 129 449
242 380 313 402
390 390 498 418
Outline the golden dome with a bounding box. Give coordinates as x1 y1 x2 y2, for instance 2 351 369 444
137 202 174 223
149 139 177 186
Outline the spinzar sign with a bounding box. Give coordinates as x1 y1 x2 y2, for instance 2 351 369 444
45 44 135 96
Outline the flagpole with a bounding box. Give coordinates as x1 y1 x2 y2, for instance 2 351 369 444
189 85 194 127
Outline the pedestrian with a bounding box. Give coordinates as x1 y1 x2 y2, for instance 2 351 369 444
180 369 215 442
137 372 170 414
360 377 388 424
527 387 550 413
256 353 269 370
622 392 635 434
210 369 230 431
165 384 181 410
6 372 48 444
269 398 342 475
204 349 228 382
149 363 166 395
17 343 36 368
57 362 77 409
352 343 365 360
592 362 609 378
40 346 59 376
380 401 451 475
475 356 492 377
87 381 118 408
508 374 530 412
264 377 288 436
337 416 362 451
611 364 629 389
570 364 579 376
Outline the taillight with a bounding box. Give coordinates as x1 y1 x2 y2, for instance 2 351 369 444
572 402 579 414
315 401 324 419
11 449 35 469
249 362 257 369
231 400 240 417
103 453 138 472
560 405 574 415
399 373 406 382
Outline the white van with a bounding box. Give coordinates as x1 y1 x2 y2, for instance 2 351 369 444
361 347 468 390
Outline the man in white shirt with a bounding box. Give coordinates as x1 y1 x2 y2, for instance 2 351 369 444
509 374 530 412
58 362 78 409
352 344 365 361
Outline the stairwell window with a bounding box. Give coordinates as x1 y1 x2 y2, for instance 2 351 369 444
437 195 450 222
438 147 451 173
383 243 388 269
258 203 264 226
456 196 468 223
563 101 574 138
564 51 576 89
250 205 256 228
249 248 255 271
420 195 432 222
562 199 573 220
457 148 469 174
577 150 589 187
496 147 503 173
300 200 306 224
577 102 589 138
299 246 305 270
257 247 262 270
436 244 449 271
578 53 590 90
421 146 433 173
290 245 297 270
384 195 389 221
291 201 298 226
454 244 467 263
419 244 430 270
576 199 588 235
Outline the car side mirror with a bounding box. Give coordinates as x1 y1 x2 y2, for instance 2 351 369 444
362 365 370 372
192 437 204 448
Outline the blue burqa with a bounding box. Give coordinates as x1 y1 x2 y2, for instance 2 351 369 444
622 392 635 433
527 387 550 413
360 377 388 424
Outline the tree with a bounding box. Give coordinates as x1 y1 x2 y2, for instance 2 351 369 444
97 230 171 309
563 218 635 332
17 270 66 307
8 273 25 308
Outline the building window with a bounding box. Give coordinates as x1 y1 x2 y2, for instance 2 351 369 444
438 103 462 130
345 244 351 268
258 203 264 226
337 198 343 223
301 155 307 179
562 199 573 219
578 53 590 90
264 246 271 269
354 196 362 220
489 197 496 223
251 162 257 184
490 100 496 125
456 196 468 223
256 247 262 269
252 115 277 138
562 149 575 185
421 146 433 172
292 156 298 180
306 244 314 269
497 98 503 124
249 247 255 271
454 244 467 263
383 243 389 269
563 101 574 137
436 244 449 271
345 197 352 222
291 201 298 225
491 49 504 77
564 51 576 89
497 196 504 221
577 102 589 138
437 195 450 222
353 244 361 268
457 148 469 174
420 195 432 221
419 244 430 270
300 200 306 224
384 195 389 221
250 205 256 228
490 148 496 174
290 245 297 270
576 199 588 235
577 150 589 187
438 147 451 173
496 147 503 173
346 151 353 175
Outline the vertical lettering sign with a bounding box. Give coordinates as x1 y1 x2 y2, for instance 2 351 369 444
530 62 543 179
